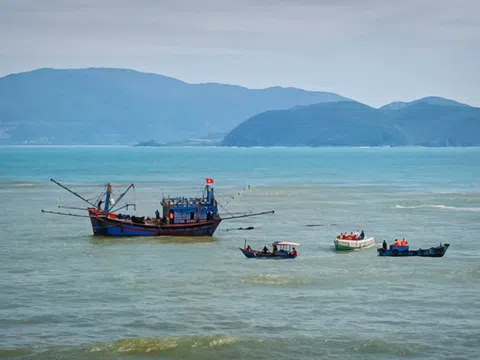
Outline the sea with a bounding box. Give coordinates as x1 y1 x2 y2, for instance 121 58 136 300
0 146 479 360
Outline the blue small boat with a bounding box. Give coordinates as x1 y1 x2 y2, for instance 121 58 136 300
239 241 299 259
377 244 450 257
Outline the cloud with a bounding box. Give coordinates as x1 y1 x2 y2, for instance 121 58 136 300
0 0 479 106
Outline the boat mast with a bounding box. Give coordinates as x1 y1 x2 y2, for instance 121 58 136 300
104 183 112 212
50 179 96 207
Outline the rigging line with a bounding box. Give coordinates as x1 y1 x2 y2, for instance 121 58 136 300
219 185 251 207
109 183 135 213
219 202 235 217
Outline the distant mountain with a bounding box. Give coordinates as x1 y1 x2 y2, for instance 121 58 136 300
380 96 470 110
0 68 350 145
223 99 480 147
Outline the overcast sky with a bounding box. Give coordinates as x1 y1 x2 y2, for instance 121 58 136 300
1 0 479 107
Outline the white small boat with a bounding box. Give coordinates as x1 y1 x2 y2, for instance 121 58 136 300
334 237 375 251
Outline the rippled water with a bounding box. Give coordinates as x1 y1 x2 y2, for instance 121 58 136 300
1 147 479 359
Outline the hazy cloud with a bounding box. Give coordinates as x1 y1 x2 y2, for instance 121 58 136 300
1 0 479 106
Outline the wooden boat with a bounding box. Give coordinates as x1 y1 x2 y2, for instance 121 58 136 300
377 244 450 257
334 236 375 250
42 179 274 237
239 241 299 259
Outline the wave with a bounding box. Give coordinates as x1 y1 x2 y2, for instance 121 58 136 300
348 338 426 356
395 204 480 212
14 183 38 187
0 348 32 357
88 335 239 354
241 274 310 285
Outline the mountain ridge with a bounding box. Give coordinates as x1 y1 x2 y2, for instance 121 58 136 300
0 67 350 144
223 100 480 147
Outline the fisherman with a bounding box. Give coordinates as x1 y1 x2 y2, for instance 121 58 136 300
394 239 401 246
291 247 298 256
262 246 269 254
360 230 365 240
97 200 103 210
382 240 387 250
401 238 407 246
155 209 160 220
272 243 278 254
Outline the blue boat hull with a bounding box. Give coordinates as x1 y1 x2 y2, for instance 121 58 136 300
239 248 297 259
89 214 221 237
377 244 450 257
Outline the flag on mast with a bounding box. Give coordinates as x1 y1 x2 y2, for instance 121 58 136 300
206 178 214 184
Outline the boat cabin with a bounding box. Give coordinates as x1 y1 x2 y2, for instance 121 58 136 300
272 241 300 254
161 184 218 224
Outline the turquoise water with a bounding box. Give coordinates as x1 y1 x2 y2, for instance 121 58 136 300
1 146 479 359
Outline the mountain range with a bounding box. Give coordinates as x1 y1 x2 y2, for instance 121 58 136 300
222 97 480 147
1 68 478 146
0 68 348 145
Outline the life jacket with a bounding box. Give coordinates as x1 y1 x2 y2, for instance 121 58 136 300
401 239 407 246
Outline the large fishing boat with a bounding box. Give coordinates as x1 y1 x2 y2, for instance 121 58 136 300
42 178 273 237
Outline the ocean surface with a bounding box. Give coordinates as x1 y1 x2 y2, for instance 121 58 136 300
0 146 479 360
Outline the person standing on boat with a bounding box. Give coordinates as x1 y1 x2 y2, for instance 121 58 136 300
382 240 387 250
360 230 365 239
262 246 269 254
155 209 160 220
97 200 103 210
272 243 278 254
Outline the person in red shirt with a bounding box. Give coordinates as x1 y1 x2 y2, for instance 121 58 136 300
290 247 298 257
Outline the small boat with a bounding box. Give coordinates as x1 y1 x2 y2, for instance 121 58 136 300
42 178 274 237
334 231 374 250
239 241 300 259
334 236 375 250
377 244 450 257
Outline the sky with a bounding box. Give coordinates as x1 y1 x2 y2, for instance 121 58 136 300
1 0 479 107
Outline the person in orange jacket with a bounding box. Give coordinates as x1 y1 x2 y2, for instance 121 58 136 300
401 238 408 246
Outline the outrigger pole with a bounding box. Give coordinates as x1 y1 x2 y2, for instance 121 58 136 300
108 183 135 213
50 179 96 207
109 203 136 213
221 210 274 220
41 209 90 218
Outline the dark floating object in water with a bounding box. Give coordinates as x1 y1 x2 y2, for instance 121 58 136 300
377 244 450 257
306 224 324 227
226 226 255 232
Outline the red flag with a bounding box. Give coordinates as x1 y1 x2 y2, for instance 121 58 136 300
206 178 214 184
